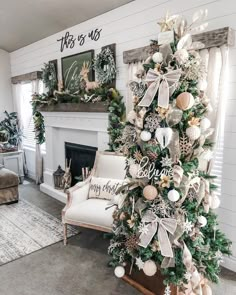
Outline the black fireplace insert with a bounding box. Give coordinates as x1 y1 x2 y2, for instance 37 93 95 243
65 142 97 186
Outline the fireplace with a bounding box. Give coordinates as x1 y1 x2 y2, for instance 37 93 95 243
65 142 97 186
40 111 109 203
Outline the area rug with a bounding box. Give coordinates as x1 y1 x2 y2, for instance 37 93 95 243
0 200 78 265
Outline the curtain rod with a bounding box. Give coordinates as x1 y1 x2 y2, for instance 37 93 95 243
123 27 235 64
11 71 42 84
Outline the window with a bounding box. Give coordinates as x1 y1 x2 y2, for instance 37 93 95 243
20 80 44 149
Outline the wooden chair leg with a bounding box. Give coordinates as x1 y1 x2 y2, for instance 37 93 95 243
63 223 68 245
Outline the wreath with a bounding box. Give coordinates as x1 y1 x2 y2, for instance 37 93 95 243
93 47 116 85
42 62 57 94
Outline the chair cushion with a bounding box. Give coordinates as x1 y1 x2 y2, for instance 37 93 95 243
0 168 19 189
88 176 124 201
65 198 115 230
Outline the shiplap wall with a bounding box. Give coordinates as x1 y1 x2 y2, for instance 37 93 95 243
10 0 236 271
0 49 13 118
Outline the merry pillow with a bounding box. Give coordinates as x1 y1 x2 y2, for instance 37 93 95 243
88 177 124 200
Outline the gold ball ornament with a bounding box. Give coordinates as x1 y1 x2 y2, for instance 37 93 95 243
176 92 195 110
143 260 157 276
114 266 125 278
202 284 212 295
140 130 152 142
186 126 201 141
143 185 158 200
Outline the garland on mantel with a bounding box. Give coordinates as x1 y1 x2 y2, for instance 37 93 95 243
31 53 125 150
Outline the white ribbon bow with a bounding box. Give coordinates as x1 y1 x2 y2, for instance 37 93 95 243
138 68 182 108
139 210 177 258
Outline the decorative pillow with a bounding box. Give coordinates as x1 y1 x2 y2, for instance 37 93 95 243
88 177 124 201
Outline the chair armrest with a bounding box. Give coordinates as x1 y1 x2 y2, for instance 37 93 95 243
62 182 90 222
62 171 94 222
70 182 90 206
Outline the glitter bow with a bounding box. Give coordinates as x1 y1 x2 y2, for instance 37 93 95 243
138 68 182 108
139 210 177 258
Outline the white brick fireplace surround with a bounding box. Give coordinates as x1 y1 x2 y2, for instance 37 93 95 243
40 112 109 203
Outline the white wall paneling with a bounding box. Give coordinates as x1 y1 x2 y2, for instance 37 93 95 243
9 0 236 271
0 49 13 118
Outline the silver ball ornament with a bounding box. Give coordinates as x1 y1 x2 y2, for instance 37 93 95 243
198 216 207 227
186 126 201 141
140 130 152 142
129 164 139 178
210 194 220 209
167 189 180 202
200 118 211 132
152 52 163 63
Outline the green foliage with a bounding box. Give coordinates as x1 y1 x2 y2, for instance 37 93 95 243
93 47 116 84
108 22 232 290
42 62 57 96
0 111 23 146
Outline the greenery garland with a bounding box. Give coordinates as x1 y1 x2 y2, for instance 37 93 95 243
32 53 124 150
107 89 125 151
31 95 46 145
93 47 116 84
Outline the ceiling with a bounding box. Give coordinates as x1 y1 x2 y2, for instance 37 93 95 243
0 0 133 52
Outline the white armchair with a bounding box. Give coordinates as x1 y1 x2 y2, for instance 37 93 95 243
62 151 126 245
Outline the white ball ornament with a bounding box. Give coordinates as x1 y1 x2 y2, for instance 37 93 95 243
127 110 137 125
186 126 201 141
140 130 152 142
114 266 125 278
143 260 157 276
152 52 163 64
210 194 221 209
167 189 180 202
129 164 139 178
200 118 211 132
198 216 207 227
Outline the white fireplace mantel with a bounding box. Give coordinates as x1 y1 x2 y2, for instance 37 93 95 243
40 111 109 203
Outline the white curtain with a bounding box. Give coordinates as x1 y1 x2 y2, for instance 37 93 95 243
32 80 43 185
199 46 229 195
126 61 144 114
12 83 28 175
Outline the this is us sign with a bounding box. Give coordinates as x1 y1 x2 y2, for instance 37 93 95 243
57 28 102 52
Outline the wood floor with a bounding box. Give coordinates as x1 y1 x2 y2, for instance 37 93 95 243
0 179 234 295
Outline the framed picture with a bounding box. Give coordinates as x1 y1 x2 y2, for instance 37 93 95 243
49 59 58 82
101 43 116 88
61 49 94 94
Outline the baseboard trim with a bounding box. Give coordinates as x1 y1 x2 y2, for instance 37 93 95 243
222 256 236 272
40 183 67 204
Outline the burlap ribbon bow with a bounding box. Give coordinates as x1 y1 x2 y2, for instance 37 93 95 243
138 68 182 108
139 210 177 258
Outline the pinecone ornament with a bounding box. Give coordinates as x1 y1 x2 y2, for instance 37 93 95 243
125 235 140 251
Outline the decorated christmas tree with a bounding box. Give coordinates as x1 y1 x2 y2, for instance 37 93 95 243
109 11 231 294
